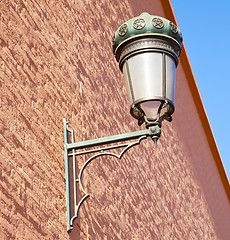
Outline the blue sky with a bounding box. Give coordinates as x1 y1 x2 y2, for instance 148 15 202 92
171 0 230 180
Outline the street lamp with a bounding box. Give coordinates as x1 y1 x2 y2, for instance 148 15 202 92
63 12 182 231
112 12 183 130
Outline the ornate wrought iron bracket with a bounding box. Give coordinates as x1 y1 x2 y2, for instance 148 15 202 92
63 118 161 232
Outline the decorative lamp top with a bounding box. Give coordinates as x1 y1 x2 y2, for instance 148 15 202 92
112 12 183 59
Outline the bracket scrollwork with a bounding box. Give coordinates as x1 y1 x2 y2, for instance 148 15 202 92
63 118 160 232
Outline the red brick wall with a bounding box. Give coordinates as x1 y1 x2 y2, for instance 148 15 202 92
0 0 229 239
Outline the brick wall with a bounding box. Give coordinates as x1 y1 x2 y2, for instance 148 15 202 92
0 0 229 239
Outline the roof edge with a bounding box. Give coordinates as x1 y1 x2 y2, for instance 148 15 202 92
161 0 230 201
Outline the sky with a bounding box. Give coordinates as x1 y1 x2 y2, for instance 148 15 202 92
171 0 230 180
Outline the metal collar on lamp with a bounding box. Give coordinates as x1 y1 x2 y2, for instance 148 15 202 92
112 12 183 128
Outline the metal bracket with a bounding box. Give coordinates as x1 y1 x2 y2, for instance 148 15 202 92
63 118 160 232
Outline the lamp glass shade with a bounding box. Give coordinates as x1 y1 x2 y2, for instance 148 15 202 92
122 51 176 122
166 55 176 101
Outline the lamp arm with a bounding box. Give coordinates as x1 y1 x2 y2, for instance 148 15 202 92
63 118 160 232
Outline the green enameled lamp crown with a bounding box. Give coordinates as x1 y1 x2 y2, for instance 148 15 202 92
112 12 183 61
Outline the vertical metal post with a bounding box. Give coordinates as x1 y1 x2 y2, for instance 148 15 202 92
63 118 72 232
71 133 78 217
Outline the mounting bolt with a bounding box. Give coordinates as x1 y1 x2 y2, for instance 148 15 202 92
149 125 161 146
